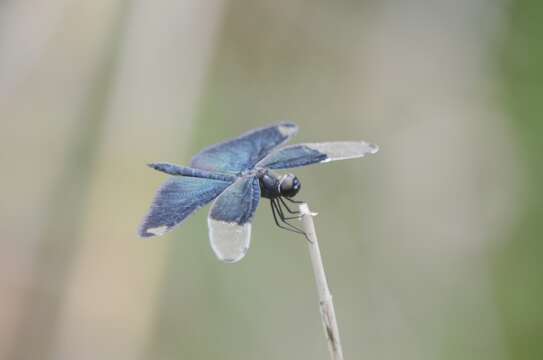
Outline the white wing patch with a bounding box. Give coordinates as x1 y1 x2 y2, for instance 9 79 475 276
145 225 169 236
277 122 298 137
307 141 379 162
208 218 251 263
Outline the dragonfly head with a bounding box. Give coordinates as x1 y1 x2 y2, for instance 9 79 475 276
279 174 301 198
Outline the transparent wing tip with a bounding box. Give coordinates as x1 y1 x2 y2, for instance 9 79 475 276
307 141 380 160
278 122 298 137
368 142 379 154
208 218 251 263
138 223 170 238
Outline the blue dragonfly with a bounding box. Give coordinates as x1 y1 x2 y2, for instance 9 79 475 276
139 122 378 263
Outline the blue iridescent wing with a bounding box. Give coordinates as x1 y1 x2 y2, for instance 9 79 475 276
207 176 260 263
147 163 237 182
257 141 379 169
139 177 232 237
190 122 298 173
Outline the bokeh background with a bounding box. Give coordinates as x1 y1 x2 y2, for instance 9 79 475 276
1 1 542 359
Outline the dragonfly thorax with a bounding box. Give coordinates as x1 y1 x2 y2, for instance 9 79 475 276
259 172 301 199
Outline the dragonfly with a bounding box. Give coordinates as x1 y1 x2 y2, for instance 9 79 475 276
139 122 378 263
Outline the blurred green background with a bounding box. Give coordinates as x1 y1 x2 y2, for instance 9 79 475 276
1 1 542 359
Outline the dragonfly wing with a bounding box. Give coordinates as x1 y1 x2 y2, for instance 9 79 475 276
191 122 298 173
139 177 232 237
147 163 237 182
207 176 260 263
257 141 379 170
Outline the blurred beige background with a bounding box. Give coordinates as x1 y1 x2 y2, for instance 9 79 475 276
1 1 542 360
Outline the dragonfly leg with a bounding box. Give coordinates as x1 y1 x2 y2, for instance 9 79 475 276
270 199 306 237
275 200 301 220
275 199 304 223
278 197 301 215
273 199 311 243
283 197 304 205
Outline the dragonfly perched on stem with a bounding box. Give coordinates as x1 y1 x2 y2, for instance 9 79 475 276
139 122 378 263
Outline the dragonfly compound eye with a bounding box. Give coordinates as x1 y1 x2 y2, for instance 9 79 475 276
279 174 301 198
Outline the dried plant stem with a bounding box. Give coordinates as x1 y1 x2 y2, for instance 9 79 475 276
299 203 345 360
